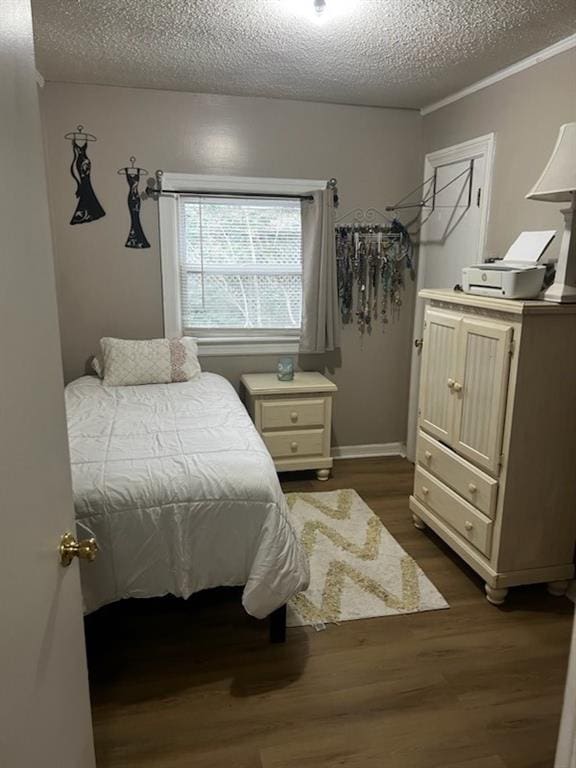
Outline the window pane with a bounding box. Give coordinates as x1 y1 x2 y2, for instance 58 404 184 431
178 197 302 331
180 272 302 329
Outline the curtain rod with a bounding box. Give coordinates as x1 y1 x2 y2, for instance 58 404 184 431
159 190 314 201
144 171 339 204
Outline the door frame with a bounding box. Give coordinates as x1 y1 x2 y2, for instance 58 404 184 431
406 133 496 461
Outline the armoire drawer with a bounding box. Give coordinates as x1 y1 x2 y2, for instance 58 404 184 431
414 466 493 557
263 429 325 459
417 431 498 518
261 398 326 430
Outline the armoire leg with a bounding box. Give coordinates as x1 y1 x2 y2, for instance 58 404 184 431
485 584 508 605
316 469 330 481
548 580 571 597
412 513 426 531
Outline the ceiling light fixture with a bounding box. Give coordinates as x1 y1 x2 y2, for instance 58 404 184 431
279 0 352 23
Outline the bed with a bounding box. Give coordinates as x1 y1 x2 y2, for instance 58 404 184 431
65 372 309 636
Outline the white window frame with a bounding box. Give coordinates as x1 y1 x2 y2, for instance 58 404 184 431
159 173 326 356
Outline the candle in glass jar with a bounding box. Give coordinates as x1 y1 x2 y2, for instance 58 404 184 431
277 357 294 381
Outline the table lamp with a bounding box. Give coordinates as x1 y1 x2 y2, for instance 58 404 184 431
526 122 576 303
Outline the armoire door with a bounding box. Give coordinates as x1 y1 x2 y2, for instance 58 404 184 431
419 309 461 444
451 317 513 475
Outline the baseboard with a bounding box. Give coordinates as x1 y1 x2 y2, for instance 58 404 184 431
333 442 406 460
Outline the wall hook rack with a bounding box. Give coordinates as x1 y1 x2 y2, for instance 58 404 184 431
335 206 394 225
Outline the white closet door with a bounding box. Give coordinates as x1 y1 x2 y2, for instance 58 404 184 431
419 309 461 444
451 318 512 475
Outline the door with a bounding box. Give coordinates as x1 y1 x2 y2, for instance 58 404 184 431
451 318 512 475
406 134 495 461
418 309 460 444
0 2 96 767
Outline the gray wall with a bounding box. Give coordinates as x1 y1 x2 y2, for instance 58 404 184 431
41 84 422 448
41 50 574 449
423 49 576 261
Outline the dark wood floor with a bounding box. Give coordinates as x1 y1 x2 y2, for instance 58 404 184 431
86 457 574 768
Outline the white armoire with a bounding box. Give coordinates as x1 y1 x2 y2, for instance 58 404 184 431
410 289 576 604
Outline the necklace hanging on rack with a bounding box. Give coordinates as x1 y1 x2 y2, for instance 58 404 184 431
335 220 412 335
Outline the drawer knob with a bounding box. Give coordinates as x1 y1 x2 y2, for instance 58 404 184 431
421 486 429 496
447 378 455 389
465 521 474 532
290 411 299 422
424 450 432 461
468 483 477 494
453 382 463 392
290 441 298 452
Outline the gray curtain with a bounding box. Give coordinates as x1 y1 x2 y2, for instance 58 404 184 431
299 188 341 354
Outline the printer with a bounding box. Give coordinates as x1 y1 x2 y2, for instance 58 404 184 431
462 230 556 300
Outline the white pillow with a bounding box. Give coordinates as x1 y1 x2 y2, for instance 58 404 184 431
99 337 201 387
91 355 103 378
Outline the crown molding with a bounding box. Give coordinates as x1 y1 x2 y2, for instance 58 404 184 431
421 33 576 116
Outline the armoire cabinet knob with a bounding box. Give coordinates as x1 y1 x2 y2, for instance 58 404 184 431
465 521 474 531
424 450 432 461
453 382 463 392
468 483 477 494
447 378 455 389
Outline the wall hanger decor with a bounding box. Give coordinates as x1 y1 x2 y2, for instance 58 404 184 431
64 125 106 225
334 207 413 334
117 156 150 249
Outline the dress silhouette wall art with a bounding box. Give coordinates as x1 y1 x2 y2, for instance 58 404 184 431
118 157 150 249
64 125 106 225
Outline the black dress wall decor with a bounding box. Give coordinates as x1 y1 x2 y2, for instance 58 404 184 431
64 125 106 225
118 157 150 249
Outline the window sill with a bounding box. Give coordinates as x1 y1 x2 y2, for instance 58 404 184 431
196 337 300 357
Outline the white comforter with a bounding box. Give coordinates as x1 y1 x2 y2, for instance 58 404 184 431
65 374 309 618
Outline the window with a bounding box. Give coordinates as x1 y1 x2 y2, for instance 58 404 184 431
178 196 302 335
159 174 326 355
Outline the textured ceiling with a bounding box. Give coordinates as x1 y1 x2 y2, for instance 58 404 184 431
32 0 576 109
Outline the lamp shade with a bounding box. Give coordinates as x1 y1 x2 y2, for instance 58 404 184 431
526 122 576 203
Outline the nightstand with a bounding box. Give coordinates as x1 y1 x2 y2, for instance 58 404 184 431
241 372 338 481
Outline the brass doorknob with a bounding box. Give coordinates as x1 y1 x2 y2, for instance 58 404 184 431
60 532 99 567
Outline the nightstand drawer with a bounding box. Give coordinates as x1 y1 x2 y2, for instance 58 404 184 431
414 466 493 557
417 431 498 518
263 429 325 459
261 398 326 430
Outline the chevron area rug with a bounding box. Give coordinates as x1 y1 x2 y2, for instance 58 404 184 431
286 489 448 627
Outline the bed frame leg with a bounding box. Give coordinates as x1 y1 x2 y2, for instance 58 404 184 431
269 604 287 644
